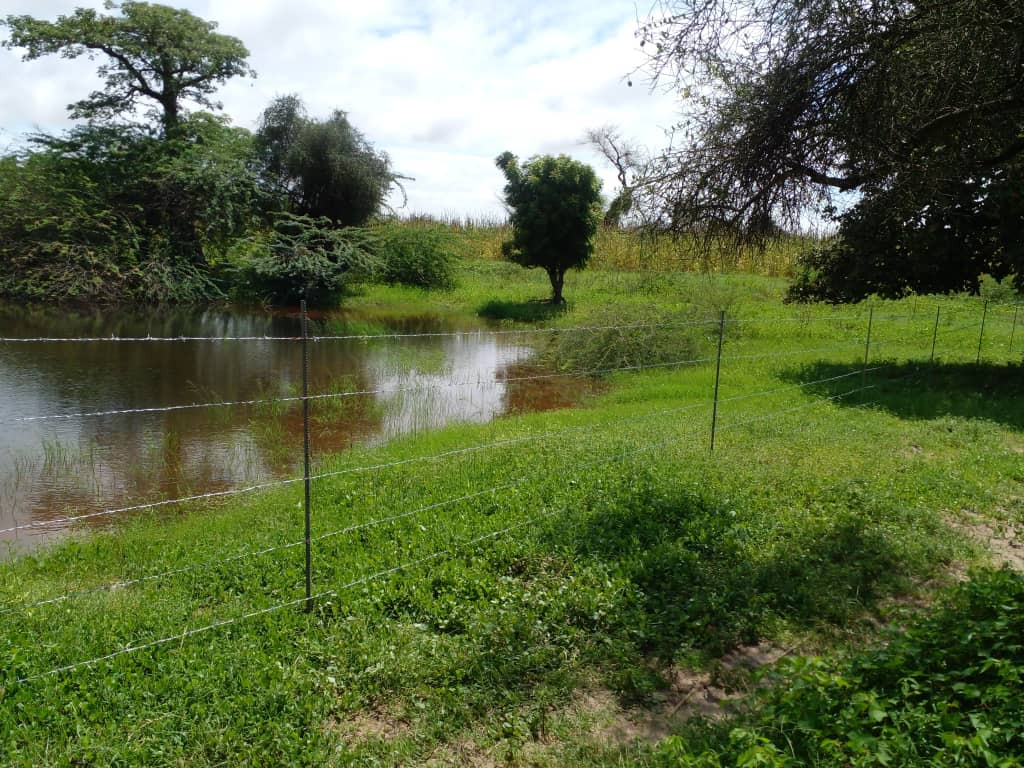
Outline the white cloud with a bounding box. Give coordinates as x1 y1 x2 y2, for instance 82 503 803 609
0 0 680 217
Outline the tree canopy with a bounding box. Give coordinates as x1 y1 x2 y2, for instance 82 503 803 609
2 1 253 135
637 0 1024 301
496 152 603 304
255 95 400 227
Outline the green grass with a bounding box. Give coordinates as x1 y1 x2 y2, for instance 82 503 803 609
1 263 1022 766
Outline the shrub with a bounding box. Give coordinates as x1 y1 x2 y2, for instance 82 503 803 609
240 214 380 305
375 220 458 289
540 305 718 374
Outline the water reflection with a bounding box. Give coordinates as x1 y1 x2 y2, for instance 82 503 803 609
0 303 590 551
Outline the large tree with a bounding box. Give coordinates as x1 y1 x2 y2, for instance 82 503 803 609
2 1 253 136
637 0 1024 301
496 152 603 304
255 95 400 227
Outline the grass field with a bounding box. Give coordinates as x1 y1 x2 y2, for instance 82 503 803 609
1 256 1022 766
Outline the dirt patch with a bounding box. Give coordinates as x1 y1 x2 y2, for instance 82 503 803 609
423 739 499 768
569 644 790 745
948 511 1024 571
326 704 411 746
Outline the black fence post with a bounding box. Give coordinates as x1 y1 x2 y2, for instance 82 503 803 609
301 300 313 613
928 306 940 388
710 310 725 452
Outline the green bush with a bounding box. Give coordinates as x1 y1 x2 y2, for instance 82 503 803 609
238 214 380 305
540 305 718 375
374 220 458 289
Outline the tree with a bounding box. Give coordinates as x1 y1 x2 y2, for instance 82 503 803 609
583 125 647 227
637 0 1024 300
2 2 253 136
254 95 401 227
0 116 263 303
496 152 603 304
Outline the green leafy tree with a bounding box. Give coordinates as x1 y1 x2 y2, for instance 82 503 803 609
2 1 253 136
495 152 603 304
0 117 262 303
637 0 1024 301
255 95 401 227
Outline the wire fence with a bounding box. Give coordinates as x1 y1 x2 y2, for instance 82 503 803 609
0 298 1020 687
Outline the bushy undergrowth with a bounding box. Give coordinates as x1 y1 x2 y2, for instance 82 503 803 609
374 219 459 289
652 568 1024 767
234 214 380 304
538 305 720 374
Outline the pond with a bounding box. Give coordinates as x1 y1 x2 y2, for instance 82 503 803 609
0 303 592 553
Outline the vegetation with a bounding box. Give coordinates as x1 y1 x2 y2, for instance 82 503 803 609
237 214 380 304
0 117 261 304
496 152 604 304
254 95 400 227
637 0 1024 301
0 5 401 307
1 267 1022 765
374 219 459 289
2 2 253 136
652 569 1024 766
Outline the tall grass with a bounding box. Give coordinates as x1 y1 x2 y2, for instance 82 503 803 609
391 214 811 276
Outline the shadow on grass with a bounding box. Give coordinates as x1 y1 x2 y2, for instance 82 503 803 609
779 360 1024 431
477 298 567 322
551 480 909 662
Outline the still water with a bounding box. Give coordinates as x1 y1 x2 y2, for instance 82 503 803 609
0 303 589 552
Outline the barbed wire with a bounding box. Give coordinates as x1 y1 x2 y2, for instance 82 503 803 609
8 416 721 684
0 318 720 344
0 364 890 616
2 375 912 685
0 398 718 614
2 338 876 426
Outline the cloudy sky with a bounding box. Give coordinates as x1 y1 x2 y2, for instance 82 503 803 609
0 0 682 219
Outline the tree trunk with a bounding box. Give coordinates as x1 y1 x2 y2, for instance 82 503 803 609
548 268 565 304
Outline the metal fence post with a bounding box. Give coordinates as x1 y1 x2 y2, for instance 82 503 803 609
976 300 989 364
710 310 725 452
301 299 313 613
928 306 940 388
1009 304 1018 357
860 305 874 400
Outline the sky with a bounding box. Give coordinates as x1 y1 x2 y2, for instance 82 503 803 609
0 0 682 219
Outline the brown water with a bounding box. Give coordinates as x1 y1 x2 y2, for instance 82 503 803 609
0 303 590 552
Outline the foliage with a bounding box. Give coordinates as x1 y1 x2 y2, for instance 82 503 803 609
255 95 399 227
0 117 263 304
638 0 1024 300
539 305 714 374
496 152 603 303
651 569 1024 767
374 220 458 289
2 1 253 136
240 213 380 305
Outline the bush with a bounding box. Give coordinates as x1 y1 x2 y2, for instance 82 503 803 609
239 214 380 305
375 220 458 289
539 306 718 375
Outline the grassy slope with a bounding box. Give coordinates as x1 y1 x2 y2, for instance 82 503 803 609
1 257 1022 766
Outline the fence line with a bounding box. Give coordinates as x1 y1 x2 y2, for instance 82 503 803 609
1 342 870 427
9 377 885 685
0 312 895 344
0 356 885 539
0 367 887 618
1 300 1016 689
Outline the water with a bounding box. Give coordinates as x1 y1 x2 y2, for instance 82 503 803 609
0 302 590 552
